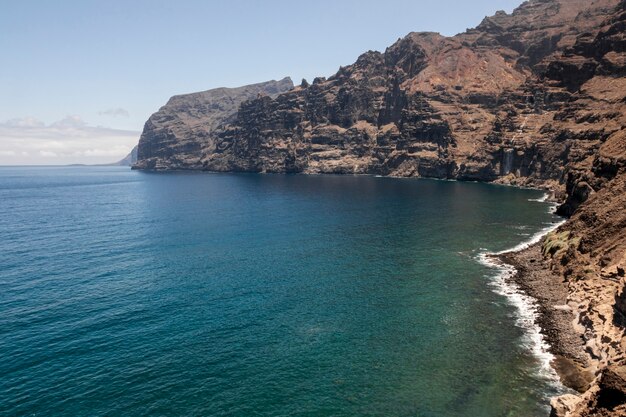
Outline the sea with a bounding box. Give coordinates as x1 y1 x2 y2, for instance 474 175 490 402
0 166 568 416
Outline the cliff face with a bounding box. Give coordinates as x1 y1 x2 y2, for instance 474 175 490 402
174 0 623 195
134 0 626 414
135 0 622 187
133 77 293 170
116 145 137 166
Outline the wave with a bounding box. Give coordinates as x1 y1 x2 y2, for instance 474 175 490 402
496 218 566 255
528 193 549 203
477 251 558 381
476 203 567 388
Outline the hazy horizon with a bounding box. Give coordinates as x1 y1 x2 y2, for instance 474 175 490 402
1 0 523 165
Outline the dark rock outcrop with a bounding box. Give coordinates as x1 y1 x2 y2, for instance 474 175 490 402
597 366 626 412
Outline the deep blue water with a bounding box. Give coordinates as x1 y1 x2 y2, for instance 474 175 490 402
0 166 564 416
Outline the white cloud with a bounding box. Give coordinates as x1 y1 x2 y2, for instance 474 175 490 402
4 117 45 128
51 115 87 128
0 116 140 165
98 108 130 118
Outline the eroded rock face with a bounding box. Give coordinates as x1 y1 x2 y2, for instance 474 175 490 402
551 366 626 416
135 0 624 199
133 77 294 170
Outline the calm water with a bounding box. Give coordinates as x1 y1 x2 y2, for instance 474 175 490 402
0 166 564 416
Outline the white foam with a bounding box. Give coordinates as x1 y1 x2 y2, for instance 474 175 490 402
528 193 550 203
476 200 568 388
477 253 560 382
495 218 566 255
511 225 530 230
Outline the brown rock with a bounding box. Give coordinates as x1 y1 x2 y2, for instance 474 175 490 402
596 365 626 410
135 0 625 193
132 77 293 170
550 394 582 417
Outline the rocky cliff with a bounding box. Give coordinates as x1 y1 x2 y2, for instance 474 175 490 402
133 77 293 170
116 145 138 166
135 0 623 185
134 0 626 414
170 0 623 191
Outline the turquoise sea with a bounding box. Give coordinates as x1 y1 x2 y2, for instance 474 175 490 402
0 166 565 416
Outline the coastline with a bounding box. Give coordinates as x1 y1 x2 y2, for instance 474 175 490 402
136 169 580 383
496 245 593 392
138 169 599 397
476 192 608 411
485 185 626 417
477 206 587 391
131 170 626 414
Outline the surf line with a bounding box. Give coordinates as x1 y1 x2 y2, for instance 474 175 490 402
477 194 567 385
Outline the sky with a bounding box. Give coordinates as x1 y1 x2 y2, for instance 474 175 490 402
0 0 523 165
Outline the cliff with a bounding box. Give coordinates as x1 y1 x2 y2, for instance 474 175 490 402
116 145 138 166
157 0 623 191
134 0 626 414
135 0 623 185
133 77 294 170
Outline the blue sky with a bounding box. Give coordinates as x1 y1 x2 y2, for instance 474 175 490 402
0 0 523 164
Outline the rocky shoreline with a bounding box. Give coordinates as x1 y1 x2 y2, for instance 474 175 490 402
498 245 593 391
497 216 626 416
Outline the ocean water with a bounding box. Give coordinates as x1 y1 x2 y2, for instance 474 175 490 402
0 166 565 416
